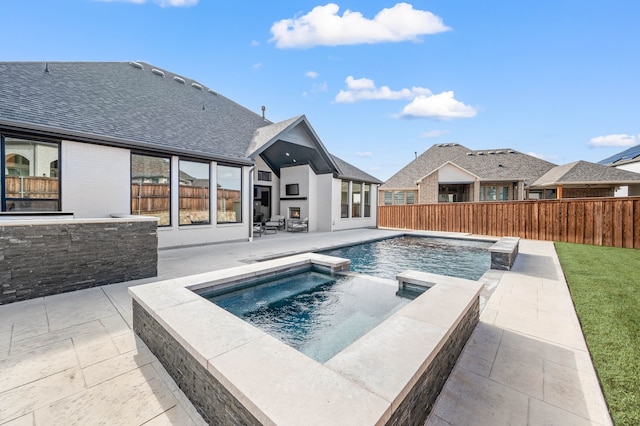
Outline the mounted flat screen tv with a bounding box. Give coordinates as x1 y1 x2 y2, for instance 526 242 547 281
285 184 299 196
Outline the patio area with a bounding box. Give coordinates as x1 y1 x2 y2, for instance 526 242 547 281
0 229 612 425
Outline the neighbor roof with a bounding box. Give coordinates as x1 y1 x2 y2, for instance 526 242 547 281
381 144 556 189
531 160 640 187
598 144 640 166
0 61 269 163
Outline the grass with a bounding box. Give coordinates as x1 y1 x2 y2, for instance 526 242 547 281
555 242 640 426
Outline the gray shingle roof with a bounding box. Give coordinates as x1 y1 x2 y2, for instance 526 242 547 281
531 160 640 187
331 155 382 184
0 61 270 162
381 144 557 189
381 143 469 189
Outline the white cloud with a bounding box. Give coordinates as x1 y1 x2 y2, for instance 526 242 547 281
420 129 449 138
251 40 260 47
253 63 263 69
270 2 450 48
305 71 319 79
589 133 639 147
400 91 477 120
356 151 373 157
335 76 431 103
96 0 197 6
527 152 558 162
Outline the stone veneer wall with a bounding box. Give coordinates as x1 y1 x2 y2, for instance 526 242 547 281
132 300 262 426
384 298 479 426
133 293 479 426
0 219 157 304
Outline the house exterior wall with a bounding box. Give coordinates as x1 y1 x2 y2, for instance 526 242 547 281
418 172 438 204
614 162 640 196
562 187 615 198
332 180 378 231
316 174 334 231
61 141 131 217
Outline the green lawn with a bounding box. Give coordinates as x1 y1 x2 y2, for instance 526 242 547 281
555 242 640 426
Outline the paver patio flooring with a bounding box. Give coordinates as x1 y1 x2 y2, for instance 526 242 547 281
0 229 612 425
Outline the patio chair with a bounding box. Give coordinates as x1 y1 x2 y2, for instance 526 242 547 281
265 215 285 231
289 217 309 233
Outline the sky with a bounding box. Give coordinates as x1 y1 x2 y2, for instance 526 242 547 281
1 1 639 181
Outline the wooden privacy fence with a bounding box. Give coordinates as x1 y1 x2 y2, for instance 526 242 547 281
378 197 640 249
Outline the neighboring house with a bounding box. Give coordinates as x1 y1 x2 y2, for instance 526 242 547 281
0 62 380 248
598 145 640 196
380 143 556 204
381 143 640 204
528 160 640 199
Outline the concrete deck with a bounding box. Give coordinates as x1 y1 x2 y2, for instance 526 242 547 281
0 229 612 425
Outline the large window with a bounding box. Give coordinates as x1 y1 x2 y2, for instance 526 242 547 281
480 185 509 201
384 191 392 205
3 136 60 212
131 153 171 226
352 182 361 218
179 160 210 225
341 180 349 218
217 165 242 223
364 184 371 217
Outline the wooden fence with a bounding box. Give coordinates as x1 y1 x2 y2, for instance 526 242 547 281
378 197 640 249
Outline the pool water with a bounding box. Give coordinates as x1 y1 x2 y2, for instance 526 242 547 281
319 236 491 281
202 269 416 363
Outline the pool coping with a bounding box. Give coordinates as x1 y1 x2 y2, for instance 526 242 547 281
129 252 483 425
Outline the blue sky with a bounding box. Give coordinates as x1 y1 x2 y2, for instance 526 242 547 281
2 1 639 180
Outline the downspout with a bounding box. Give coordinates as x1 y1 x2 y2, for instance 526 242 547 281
248 165 256 241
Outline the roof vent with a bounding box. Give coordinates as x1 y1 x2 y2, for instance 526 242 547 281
496 150 504 154
151 68 165 77
507 150 515 154
129 62 144 70
466 152 474 156
477 152 486 155
173 76 186 84
191 82 203 90
488 151 495 155
208 88 218 96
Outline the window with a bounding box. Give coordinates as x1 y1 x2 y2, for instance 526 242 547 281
480 185 509 201
393 191 405 205
352 182 361 218
499 186 509 201
131 154 171 226
217 165 242 223
364 184 371 217
341 180 349 218
257 170 272 181
384 191 392 205
406 191 415 204
3 136 60 212
179 160 210 225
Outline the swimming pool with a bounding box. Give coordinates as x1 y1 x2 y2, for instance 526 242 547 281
201 267 418 363
319 235 492 281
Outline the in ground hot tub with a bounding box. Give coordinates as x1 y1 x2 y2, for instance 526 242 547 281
129 253 482 425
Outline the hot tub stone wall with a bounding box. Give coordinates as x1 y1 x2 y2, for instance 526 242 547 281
0 220 157 304
132 300 262 426
384 298 480 426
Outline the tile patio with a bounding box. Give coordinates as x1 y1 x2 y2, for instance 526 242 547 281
0 229 612 425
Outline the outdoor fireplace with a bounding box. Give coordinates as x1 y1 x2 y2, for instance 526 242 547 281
289 207 301 219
